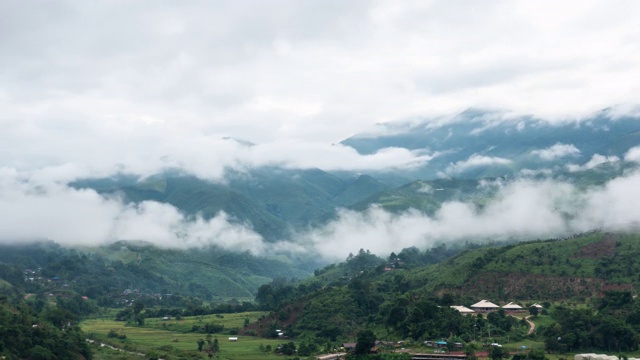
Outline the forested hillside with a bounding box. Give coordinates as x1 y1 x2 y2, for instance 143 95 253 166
249 231 640 353
0 240 313 302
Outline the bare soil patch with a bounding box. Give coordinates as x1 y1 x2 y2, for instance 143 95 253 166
573 233 617 259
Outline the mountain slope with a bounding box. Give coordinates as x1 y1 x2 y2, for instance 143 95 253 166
342 110 640 178
0 240 313 300
408 231 640 300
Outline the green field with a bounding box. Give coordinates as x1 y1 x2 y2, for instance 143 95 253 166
141 311 268 334
82 315 308 360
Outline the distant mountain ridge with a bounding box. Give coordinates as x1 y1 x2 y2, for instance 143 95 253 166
342 109 640 178
72 168 392 241
70 110 640 243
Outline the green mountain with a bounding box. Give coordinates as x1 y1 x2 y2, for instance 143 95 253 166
251 231 640 352
350 178 484 213
0 240 314 301
72 168 393 241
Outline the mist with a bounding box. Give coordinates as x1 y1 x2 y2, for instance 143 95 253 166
0 167 269 255
297 171 640 261
2 164 639 263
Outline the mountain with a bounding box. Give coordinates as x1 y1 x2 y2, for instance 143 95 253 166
349 178 485 213
342 109 640 179
0 240 314 301
300 230 640 303
251 230 640 348
67 111 640 244
72 168 393 241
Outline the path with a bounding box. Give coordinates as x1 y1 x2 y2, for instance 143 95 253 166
86 339 165 360
524 315 536 335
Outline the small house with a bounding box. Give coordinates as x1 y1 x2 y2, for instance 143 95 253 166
471 300 499 312
502 302 523 312
451 305 475 315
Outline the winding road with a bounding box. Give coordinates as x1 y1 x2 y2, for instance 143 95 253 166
524 315 536 335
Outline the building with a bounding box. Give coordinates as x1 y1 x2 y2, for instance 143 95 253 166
471 300 499 312
502 302 523 311
450 305 475 315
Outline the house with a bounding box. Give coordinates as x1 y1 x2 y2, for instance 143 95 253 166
502 302 523 311
450 305 475 315
531 303 543 309
471 300 499 312
228 337 238 342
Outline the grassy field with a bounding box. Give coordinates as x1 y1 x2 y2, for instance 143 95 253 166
142 311 267 334
82 316 305 360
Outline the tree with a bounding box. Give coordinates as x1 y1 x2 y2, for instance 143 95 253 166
464 343 478 360
278 342 296 355
205 334 220 357
355 329 376 355
489 345 508 360
529 306 539 317
197 339 205 351
212 337 219 353
133 301 145 315
133 301 145 326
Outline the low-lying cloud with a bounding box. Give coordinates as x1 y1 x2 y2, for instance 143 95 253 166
531 143 581 161
1 166 640 263
445 154 511 175
567 153 620 172
0 168 269 255
297 171 640 261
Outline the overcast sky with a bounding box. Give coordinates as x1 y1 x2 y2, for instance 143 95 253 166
1 1 640 255
2 0 640 178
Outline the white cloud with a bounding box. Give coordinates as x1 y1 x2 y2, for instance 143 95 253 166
3 164 640 262
531 143 581 161
1 1 640 179
573 172 640 230
446 154 511 174
297 172 640 261
624 146 640 163
0 168 272 255
567 153 620 172
1 1 640 262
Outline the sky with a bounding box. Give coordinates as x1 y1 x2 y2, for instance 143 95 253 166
1 1 640 258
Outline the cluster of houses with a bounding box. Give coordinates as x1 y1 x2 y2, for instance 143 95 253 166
450 300 543 315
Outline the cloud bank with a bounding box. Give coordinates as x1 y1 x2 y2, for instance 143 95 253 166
0 168 268 254
298 171 640 261
3 166 639 262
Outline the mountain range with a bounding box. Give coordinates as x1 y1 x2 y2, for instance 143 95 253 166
71 110 640 241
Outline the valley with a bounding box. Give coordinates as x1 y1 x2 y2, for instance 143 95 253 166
1 114 640 359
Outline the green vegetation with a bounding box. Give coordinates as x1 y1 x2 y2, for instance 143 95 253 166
83 317 303 359
0 239 312 302
250 231 640 357
0 297 92 359
5 229 640 358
